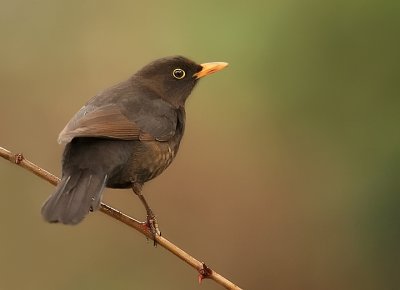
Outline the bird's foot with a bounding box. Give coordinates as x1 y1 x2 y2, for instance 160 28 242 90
146 213 161 246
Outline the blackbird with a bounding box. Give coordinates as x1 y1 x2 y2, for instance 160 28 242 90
41 56 228 237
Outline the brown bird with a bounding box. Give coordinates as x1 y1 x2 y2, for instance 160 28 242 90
41 56 228 237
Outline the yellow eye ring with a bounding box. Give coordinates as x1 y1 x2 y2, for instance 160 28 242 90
172 68 185 79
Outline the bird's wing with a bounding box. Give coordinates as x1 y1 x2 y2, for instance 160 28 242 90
58 103 175 144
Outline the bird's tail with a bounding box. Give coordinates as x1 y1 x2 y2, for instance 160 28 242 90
41 169 107 225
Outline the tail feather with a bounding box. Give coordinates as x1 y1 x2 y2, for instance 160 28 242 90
41 170 107 225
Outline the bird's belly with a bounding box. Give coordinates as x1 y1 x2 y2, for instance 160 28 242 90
135 141 176 181
106 141 177 188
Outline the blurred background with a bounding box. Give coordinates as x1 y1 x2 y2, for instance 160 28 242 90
0 1 399 289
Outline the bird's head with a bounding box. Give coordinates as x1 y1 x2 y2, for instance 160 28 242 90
134 56 228 107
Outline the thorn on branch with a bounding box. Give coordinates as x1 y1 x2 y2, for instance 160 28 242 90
198 262 213 283
14 153 24 164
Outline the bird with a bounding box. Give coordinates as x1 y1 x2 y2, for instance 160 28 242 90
41 56 228 237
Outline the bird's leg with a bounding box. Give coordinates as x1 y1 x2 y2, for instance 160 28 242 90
131 182 161 245
138 193 161 238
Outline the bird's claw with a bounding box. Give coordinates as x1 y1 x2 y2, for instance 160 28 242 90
146 214 161 246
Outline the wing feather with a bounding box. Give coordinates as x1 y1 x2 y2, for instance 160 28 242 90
58 105 153 144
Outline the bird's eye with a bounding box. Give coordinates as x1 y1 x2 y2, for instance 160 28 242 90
172 68 185 79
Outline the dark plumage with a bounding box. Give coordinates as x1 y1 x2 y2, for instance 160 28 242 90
41 56 228 235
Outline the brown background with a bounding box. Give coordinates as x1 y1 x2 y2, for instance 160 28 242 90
0 1 399 290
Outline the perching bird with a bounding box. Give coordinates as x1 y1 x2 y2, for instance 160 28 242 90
41 56 228 237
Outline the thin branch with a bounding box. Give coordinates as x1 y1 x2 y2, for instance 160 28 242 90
0 146 242 290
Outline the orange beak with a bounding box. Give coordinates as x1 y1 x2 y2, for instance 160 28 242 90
194 62 229 79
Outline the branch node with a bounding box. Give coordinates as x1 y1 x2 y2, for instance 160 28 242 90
198 262 213 283
14 153 24 164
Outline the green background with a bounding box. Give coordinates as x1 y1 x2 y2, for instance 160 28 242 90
0 1 399 289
